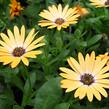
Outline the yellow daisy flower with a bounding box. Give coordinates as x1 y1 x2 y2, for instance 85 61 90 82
60 51 109 102
75 5 89 17
89 0 109 8
38 4 80 31
9 0 23 19
0 25 45 68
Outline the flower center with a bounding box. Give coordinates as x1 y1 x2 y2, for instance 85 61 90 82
15 7 19 12
105 0 109 5
80 73 94 85
12 47 25 57
55 18 65 25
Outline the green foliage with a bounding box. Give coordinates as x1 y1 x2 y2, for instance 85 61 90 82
0 0 109 109
34 78 62 109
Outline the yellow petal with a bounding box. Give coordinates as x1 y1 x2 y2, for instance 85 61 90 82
38 21 53 27
96 79 109 84
52 5 58 17
7 29 16 46
93 58 108 74
74 85 86 98
95 65 109 75
23 28 35 48
87 86 93 102
93 83 108 98
61 80 82 92
59 67 79 80
96 73 109 79
21 25 25 45
21 57 29 66
67 57 82 74
11 57 21 68
48 6 57 17
62 5 69 17
30 36 45 45
14 25 21 46
79 85 87 99
24 50 42 58
57 26 61 31
0 55 13 65
89 51 95 73
26 43 45 52
90 85 101 101
0 33 13 48
0 46 9 52
39 10 54 21
85 54 90 72
98 83 109 89
58 4 62 17
78 52 85 72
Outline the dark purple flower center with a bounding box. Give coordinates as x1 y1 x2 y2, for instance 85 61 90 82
12 47 25 57
80 73 94 85
55 18 65 25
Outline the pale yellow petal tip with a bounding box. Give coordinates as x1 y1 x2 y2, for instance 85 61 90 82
0 33 3 36
14 25 18 29
88 98 93 102
40 35 45 40
59 73 64 77
74 93 79 98
25 62 29 66
65 89 72 93
67 57 71 61
58 4 62 7
21 25 25 29
59 67 65 71
91 51 95 54
11 63 18 68
78 52 83 56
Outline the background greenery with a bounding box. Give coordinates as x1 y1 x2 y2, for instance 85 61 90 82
0 0 109 109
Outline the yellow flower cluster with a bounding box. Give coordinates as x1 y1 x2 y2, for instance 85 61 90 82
0 0 108 103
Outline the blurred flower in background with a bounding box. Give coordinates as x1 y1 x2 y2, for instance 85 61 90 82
89 0 109 7
96 53 109 65
0 25 45 68
38 4 80 31
60 51 109 102
9 0 23 19
75 5 89 17
96 52 109 61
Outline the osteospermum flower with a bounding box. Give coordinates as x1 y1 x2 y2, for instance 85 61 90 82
75 5 89 17
60 51 109 102
38 4 80 31
9 0 23 19
89 0 109 7
0 25 45 68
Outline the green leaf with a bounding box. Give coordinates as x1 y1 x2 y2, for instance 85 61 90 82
0 68 23 91
54 103 70 109
0 87 14 109
13 105 24 109
74 29 82 39
21 78 32 107
87 34 102 47
34 77 63 109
